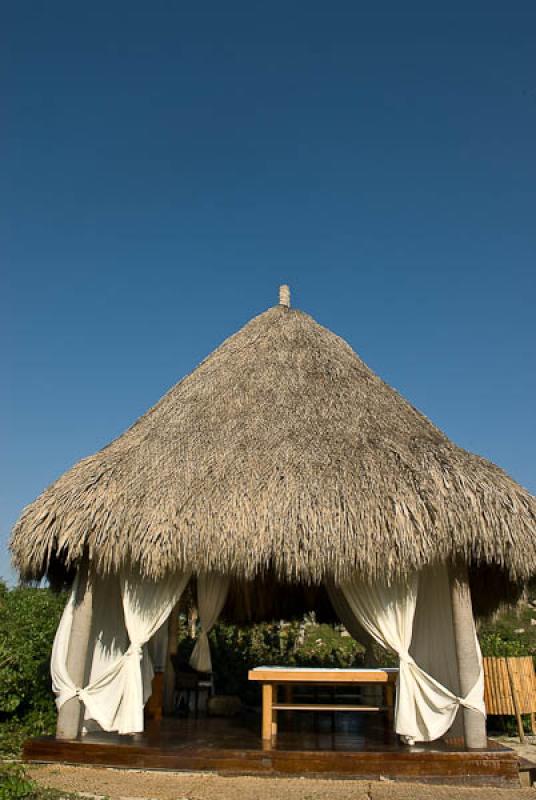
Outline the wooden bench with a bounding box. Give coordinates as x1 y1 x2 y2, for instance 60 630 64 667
248 666 398 743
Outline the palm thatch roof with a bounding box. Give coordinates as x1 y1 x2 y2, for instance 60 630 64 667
10 288 536 585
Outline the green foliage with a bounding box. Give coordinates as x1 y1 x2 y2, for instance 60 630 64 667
478 599 536 659
0 761 79 800
0 762 36 800
0 581 66 717
0 580 66 756
0 711 57 758
177 616 367 703
479 632 530 658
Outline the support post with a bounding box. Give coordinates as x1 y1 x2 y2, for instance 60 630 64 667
163 603 179 714
56 557 94 740
449 561 487 749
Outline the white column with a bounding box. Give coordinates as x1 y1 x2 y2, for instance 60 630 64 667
56 558 94 739
449 561 487 749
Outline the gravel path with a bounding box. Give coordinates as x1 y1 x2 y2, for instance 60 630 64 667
28 764 536 800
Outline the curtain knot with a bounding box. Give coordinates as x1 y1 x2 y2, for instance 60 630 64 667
458 695 485 715
126 643 143 660
399 651 416 666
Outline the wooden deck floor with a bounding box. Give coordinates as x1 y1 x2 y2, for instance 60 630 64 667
24 713 520 786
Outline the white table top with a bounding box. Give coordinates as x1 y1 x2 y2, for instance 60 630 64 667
250 666 398 673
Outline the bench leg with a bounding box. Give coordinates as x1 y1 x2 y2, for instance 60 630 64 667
262 683 275 743
272 684 278 738
385 684 394 726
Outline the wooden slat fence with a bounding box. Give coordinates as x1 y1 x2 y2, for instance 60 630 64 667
483 656 536 741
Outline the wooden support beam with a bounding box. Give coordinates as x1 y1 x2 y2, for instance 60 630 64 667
56 557 94 740
163 604 179 715
449 561 487 749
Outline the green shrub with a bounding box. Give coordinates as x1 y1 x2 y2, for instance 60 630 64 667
0 582 66 717
479 631 531 658
0 762 37 800
0 761 80 800
176 617 367 703
0 711 57 759
478 598 536 661
0 581 66 756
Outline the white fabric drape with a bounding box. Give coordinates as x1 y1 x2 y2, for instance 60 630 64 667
336 564 485 744
82 572 128 732
52 567 190 735
410 563 464 738
189 573 230 673
326 583 377 664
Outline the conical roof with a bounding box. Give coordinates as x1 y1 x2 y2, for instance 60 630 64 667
10 290 536 584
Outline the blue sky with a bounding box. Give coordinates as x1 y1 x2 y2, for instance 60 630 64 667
2 3 535 583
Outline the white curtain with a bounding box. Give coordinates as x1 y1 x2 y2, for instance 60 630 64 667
326 583 377 664
83 572 128 732
52 567 190 735
335 564 485 744
189 573 230 673
410 563 464 738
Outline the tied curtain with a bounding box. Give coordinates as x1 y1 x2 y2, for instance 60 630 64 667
51 568 190 735
332 564 485 744
189 573 230 673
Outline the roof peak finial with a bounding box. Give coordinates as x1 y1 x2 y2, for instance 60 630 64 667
279 284 290 308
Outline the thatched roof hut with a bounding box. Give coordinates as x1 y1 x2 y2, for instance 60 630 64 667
10 287 536 589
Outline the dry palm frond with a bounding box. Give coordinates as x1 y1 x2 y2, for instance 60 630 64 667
10 299 536 586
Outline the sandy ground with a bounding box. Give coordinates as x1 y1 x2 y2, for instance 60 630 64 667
27 763 536 800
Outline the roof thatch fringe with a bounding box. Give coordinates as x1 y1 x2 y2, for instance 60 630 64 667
10 303 536 584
